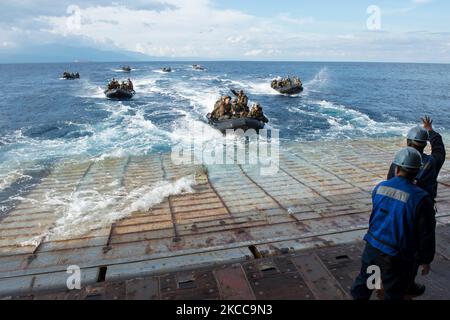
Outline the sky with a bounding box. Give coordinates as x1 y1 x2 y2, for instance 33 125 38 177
0 0 449 63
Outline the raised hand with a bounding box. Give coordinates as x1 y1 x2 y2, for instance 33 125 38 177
422 115 433 132
421 264 431 276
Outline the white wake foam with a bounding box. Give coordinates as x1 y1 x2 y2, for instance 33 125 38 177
289 99 412 139
76 80 105 98
21 175 196 244
0 98 172 188
0 170 31 191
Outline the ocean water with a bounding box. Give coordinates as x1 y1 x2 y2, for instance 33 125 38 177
1 61 450 222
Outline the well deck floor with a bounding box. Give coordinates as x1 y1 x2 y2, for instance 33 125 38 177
1 136 450 298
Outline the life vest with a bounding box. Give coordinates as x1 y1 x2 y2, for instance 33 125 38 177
364 176 428 260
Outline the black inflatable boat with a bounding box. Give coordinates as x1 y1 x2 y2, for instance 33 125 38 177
162 67 172 72
104 89 134 100
271 77 303 95
272 85 303 95
122 66 131 72
207 114 266 133
192 64 206 71
62 73 80 80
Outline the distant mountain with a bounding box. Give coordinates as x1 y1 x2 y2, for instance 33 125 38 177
0 44 156 63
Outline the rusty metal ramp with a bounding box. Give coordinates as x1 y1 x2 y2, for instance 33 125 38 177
6 226 450 300
1 136 450 297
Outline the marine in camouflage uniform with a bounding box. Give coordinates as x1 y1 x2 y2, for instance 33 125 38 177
293 76 302 87
211 96 232 120
248 103 269 123
233 90 249 117
237 90 248 107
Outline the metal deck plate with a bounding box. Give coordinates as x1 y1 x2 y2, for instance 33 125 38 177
1 136 450 297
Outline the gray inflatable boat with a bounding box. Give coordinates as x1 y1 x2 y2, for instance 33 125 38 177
62 72 80 80
271 77 303 95
207 114 265 133
104 89 134 100
272 85 303 95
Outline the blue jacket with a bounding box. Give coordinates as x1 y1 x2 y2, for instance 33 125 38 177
364 177 435 262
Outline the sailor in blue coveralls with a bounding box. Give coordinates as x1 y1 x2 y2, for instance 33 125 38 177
387 116 445 296
351 147 436 300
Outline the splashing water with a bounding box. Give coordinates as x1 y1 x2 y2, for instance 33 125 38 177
302 67 329 95
21 175 196 245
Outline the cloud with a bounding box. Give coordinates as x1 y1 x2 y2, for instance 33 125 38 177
0 0 177 22
0 0 449 63
34 0 257 57
383 0 433 15
337 34 358 40
227 35 249 45
244 49 263 57
30 0 325 59
277 13 315 26
2 41 17 48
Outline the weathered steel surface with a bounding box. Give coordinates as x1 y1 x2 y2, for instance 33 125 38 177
1 136 450 297
414 253 450 300
435 228 450 260
242 256 315 300
5 224 450 300
125 277 159 300
214 264 255 300
315 243 365 293
292 253 348 299
104 246 252 281
160 269 220 300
